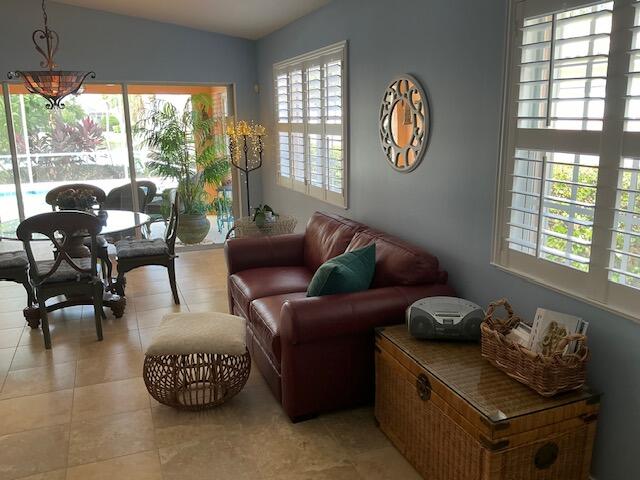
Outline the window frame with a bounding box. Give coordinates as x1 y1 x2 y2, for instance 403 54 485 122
493 0 640 322
0 81 239 221
273 41 349 208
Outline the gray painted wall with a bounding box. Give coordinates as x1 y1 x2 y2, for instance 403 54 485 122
0 0 261 205
256 1 640 478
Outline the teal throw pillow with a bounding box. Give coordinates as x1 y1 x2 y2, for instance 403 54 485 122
307 244 376 297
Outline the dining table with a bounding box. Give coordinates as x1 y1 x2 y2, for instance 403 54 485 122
0 209 151 327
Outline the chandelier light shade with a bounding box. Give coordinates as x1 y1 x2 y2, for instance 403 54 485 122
8 0 95 109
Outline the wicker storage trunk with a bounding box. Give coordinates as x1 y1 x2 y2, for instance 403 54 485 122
375 326 600 480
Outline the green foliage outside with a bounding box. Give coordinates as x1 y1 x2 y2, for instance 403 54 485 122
134 94 230 215
543 163 598 272
0 94 123 184
610 169 640 287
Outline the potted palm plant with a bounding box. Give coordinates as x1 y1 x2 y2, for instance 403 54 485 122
135 94 230 244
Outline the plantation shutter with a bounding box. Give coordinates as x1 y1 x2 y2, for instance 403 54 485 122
324 59 345 206
495 0 640 319
504 2 613 277
276 73 292 188
608 0 640 298
273 41 347 207
289 69 307 193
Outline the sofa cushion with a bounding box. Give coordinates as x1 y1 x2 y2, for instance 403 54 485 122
229 266 313 318
346 229 447 288
249 292 307 366
303 212 366 272
307 244 376 296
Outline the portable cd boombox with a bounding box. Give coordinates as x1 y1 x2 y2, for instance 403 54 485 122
406 296 484 341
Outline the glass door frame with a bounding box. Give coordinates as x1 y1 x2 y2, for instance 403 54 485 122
0 80 240 223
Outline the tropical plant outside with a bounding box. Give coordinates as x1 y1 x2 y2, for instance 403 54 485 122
0 93 122 184
133 94 230 215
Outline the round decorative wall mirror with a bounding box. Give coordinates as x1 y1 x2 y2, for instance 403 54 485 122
379 74 430 172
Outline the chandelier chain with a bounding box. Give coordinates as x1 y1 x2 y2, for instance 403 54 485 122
41 0 48 30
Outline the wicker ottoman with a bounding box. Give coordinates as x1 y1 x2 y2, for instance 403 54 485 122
143 312 251 410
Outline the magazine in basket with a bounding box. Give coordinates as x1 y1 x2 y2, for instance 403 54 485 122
529 309 589 355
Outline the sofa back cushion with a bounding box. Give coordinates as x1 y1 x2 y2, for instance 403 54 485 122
346 229 447 287
304 212 365 272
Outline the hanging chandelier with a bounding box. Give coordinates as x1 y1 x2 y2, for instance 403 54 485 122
7 0 95 109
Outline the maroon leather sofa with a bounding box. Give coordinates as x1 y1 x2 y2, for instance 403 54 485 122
225 212 455 421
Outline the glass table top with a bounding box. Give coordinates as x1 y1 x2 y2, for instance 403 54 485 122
378 325 599 422
0 210 152 241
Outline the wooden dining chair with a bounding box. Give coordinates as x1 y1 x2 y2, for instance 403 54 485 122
136 180 158 211
114 192 179 304
17 211 105 349
45 183 112 285
104 184 147 212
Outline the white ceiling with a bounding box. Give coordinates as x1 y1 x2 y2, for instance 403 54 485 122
53 0 331 39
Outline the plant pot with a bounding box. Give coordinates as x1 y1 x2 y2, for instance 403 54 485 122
177 214 211 244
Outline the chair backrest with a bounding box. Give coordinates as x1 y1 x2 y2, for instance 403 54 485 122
135 180 157 209
165 191 180 254
45 184 107 211
104 184 146 212
16 211 101 286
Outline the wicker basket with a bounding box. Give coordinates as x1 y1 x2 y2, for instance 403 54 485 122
480 299 589 397
233 215 297 238
143 351 251 410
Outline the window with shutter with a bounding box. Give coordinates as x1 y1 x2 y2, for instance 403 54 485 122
609 0 640 293
273 41 348 207
495 0 640 320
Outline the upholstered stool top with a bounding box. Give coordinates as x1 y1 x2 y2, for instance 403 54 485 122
146 312 246 356
116 238 168 258
0 251 28 269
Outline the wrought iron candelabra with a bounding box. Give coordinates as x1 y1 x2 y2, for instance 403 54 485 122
227 121 265 217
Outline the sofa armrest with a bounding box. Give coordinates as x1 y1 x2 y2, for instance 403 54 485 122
280 283 456 345
224 233 305 274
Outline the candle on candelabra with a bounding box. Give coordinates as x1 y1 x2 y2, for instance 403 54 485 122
227 120 266 216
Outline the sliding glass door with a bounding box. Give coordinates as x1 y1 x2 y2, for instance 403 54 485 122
127 84 234 244
0 82 234 247
0 93 20 253
8 84 129 218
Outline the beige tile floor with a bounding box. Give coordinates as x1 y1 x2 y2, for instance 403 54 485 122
0 249 421 480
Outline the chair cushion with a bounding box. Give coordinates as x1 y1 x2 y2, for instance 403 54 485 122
82 235 109 248
303 212 366 272
346 229 447 288
229 266 313 318
36 258 98 284
146 312 246 356
307 244 376 297
0 251 28 269
116 238 168 258
249 292 307 365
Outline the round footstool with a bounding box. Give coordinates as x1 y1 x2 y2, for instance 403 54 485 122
143 312 251 411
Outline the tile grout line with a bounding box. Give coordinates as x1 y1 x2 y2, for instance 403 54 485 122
66 407 156 470
0 317 23 392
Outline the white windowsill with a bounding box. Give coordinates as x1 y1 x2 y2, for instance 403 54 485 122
490 261 640 326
